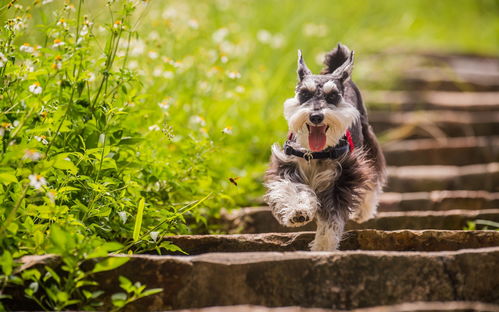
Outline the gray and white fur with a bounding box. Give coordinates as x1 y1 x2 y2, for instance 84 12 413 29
264 43 386 251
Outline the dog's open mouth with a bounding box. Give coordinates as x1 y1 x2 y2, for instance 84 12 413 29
307 124 329 152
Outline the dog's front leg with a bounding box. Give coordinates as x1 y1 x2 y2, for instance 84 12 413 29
310 215 346 251
264 179 319 228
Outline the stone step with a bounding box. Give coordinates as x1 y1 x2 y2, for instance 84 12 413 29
386 163 499 192
222 207 499 233
383 136 499 166
365 90 499 111
400 68 499 92
380 191 499 212
243 190 499 212
170 302 499 312
11 248 499 310
162 230 499 254
369 110 499 138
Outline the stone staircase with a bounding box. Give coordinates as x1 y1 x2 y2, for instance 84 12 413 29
11 53 499 311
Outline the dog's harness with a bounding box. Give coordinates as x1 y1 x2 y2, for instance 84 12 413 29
284 130 354 161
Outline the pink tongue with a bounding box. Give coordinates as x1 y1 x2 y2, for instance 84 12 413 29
308 125 327 152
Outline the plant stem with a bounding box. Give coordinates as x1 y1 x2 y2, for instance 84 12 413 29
0 183 28 237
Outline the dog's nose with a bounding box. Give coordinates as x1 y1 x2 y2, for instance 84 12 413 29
309 113 324 125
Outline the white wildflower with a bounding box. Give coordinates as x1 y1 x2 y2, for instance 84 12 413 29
148 31 159 40
8 17 25 31
163 71 174 79
128 60 138 69
190 115 206 126
34 135 48 145
235 85 245 93
212 28 229 43
148 51 158 59
162 8 177 20
20 43 34 53
303 23 328 37
257 29 272 43
188 19 199 29
29 82 43 95
113 20 123 30
118 211 127 224
220 55 228 63
46 190 57 203
222 126 233 135
84 72 96 82
80 25 89 36
148 124 160 131
42 0 54 4
158 98 173 111
52 39 65 48
56 18 67 28
150 231 159 242
227 71 241 79
129 39 145 56
29 174 47 190
152 67 163 77
271 34 285 49
0 52 7 67
24 60 35 72
23 149 43 161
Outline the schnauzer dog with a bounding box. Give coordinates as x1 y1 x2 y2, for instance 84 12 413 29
264 43 386 251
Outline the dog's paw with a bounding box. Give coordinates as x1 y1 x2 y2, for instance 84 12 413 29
272 202 316 228
287 209 313 227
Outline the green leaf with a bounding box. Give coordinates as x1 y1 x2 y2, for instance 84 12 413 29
111 292 127 308
102 242 124 252
0 251 13 276
43 266 61 284
160 241 187 254
86 246 109 259
141 288 163 297
133 197 145 241
0 173 18 184
92 257 129 274
118 275 132 291
53 156 78 174
49 224 69 253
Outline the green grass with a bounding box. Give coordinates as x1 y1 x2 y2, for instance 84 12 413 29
0 0 498 310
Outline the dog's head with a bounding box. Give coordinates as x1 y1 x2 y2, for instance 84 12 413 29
283 43 360 152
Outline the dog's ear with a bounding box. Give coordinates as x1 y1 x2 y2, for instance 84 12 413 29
297 50 312 81
322 43 354 82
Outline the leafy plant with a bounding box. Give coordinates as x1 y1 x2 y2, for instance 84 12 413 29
110 276 162 312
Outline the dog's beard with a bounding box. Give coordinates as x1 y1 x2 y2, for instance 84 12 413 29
284 97 359 151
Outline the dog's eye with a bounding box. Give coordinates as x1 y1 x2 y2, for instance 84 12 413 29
325 92 340 105
298 90 314 103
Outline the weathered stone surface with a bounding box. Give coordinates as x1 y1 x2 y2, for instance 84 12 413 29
222 207 499 233
380 191 499 212
401 68 499 92
383 136 499 166
341 230 499 251
162 230 499 254
166 232 314 254
365 90 499 111
347 210 499 231
386 163 499 192
369 110 499 138
172 306 332 312
399 53 499 92
11 248 499 311
171 301 499 312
